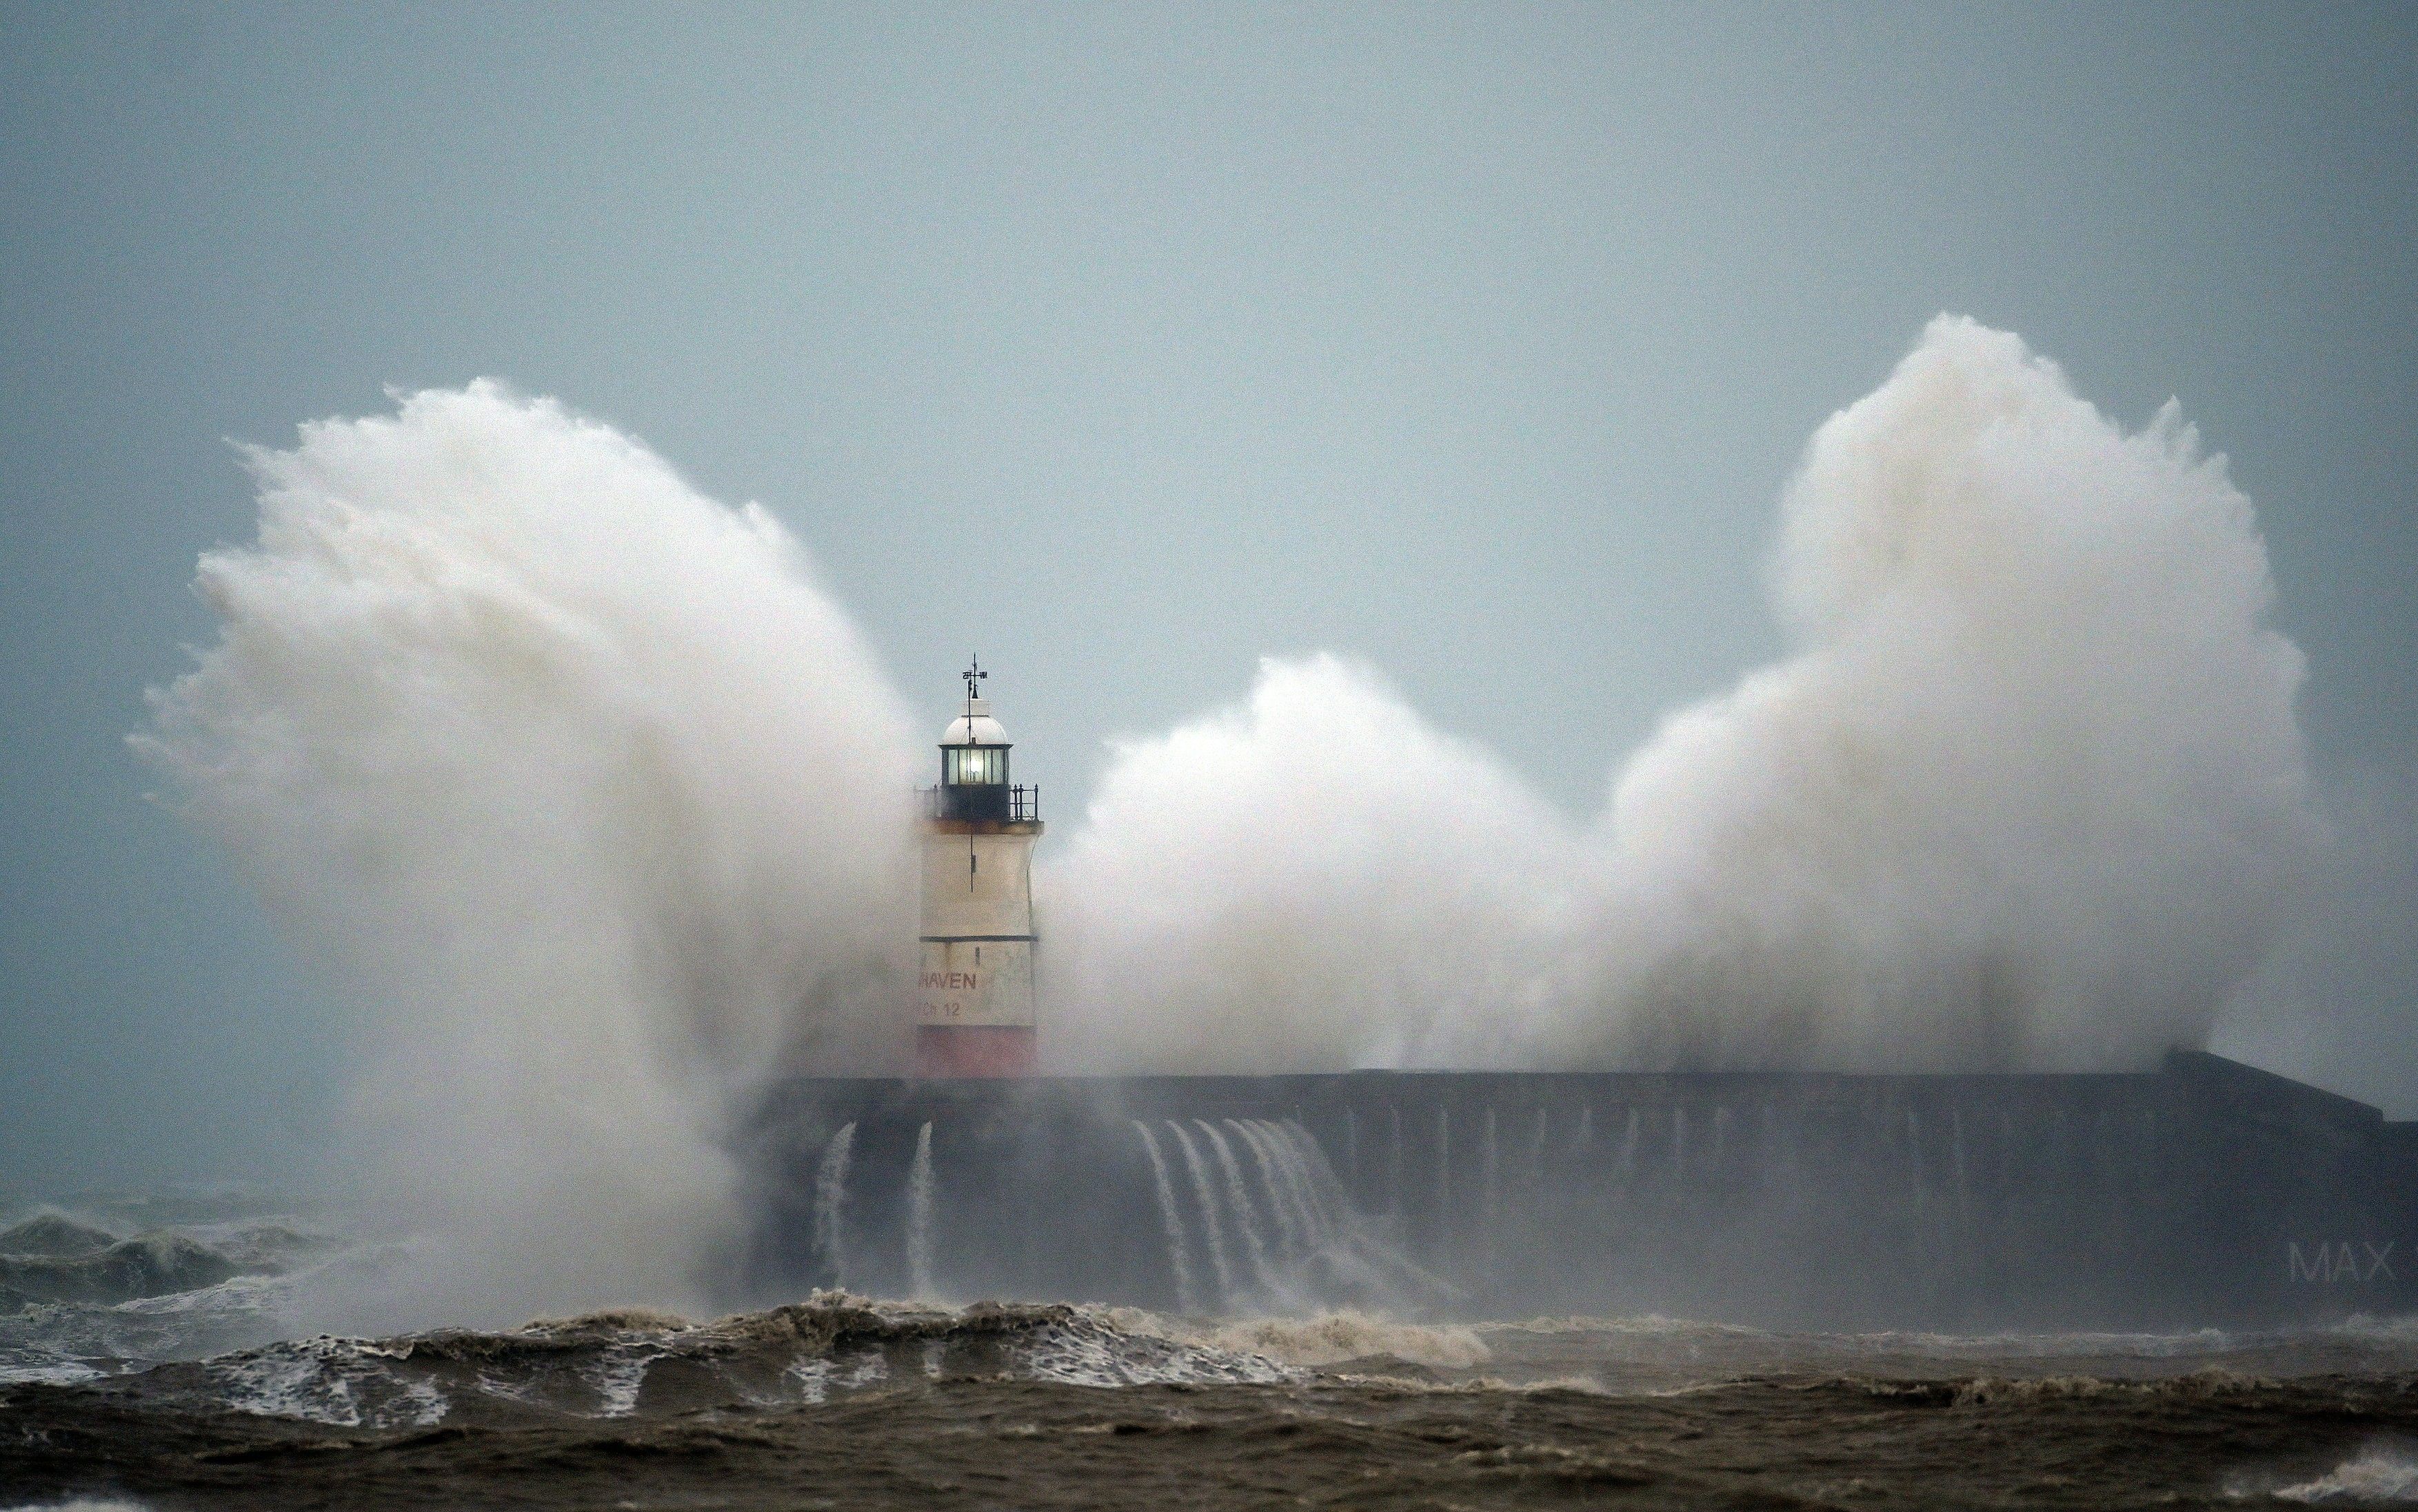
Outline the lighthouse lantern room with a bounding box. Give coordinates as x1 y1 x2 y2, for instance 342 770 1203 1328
916 658 1042 1076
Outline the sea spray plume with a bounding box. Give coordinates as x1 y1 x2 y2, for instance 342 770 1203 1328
133 381 917 1327
1547 316 2316 1070
2212 754 2418 1108
1041 655 1577 1070
1045 318 2314 1073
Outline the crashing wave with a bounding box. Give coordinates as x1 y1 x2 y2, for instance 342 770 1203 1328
2275 1446 2418 1504
0 1213 121 1261
0 1234 241 1308
0 1214 357 1384
0 1208 336 1309
0 1273 303 1387
48 1295 1297 1427
1102 1306 1493 1370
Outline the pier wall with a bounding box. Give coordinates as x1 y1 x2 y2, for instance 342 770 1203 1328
743 1051 2418 1329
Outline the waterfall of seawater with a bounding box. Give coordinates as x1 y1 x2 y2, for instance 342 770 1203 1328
787 1111 1457 1318
1265 1118 1442 1311
1073 1116 1460 1316
1134 1121 1198 1313
905 1122 936 1299
1246 1120 1329 1270
1166 1121 1234 1305
1278 1124 1338 1252
1230 1120 1303 1263
1198 1120 1278 1297
812 1122 856 1287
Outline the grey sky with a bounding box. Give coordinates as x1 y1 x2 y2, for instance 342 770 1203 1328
3 2 2412 1190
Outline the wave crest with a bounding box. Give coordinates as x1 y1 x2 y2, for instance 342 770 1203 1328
49 1296 1297 1427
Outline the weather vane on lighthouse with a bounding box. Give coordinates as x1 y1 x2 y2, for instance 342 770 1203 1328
915 657 1041 1077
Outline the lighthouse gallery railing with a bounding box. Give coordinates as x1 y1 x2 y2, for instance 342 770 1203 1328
920 784 1040 823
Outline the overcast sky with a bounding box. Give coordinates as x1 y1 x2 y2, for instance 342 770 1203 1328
3 1 2412 1190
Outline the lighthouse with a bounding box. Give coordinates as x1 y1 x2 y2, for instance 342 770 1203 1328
915 659 1042 1077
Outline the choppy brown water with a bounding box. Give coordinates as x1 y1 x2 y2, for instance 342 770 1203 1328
10 1296 2418 1509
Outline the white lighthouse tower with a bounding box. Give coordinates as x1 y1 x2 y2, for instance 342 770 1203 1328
915 658 1042 1077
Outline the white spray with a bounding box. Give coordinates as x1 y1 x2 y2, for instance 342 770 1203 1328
1044 317 2315 1074
134 382 915 1327
139 319 2321 1324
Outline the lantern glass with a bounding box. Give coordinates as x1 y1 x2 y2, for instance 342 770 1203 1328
947 746 1005 785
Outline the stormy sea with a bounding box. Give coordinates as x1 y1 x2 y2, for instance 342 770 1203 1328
26 320 2386 1508
5 1193 2418 1511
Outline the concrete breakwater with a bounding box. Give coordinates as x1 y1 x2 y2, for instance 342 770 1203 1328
743 1052 2418 1330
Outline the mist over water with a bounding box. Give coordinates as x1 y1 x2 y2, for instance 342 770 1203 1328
135 319 2318 1318
1048 317 2316 1074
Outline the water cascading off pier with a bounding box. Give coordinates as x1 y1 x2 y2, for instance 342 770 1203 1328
743 665 2409 1331
745 1054 2418 1331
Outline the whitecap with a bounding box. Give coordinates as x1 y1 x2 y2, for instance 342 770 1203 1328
2276 1447 2418 1503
